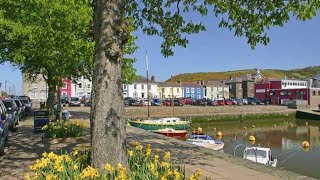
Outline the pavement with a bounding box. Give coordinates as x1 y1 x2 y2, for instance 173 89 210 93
0 106 315 180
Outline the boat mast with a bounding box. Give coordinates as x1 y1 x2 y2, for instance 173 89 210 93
146 51 150 119
171 75 175 116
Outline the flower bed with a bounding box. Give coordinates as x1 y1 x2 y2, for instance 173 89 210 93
26 141 203 180
42 120 86 138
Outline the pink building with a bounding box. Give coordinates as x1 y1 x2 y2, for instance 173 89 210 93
61 79 72 97
255 79 309 105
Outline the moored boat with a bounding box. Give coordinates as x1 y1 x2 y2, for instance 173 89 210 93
152 128 188 138
243 147 277 167
127 117 190 130
186 134 224 151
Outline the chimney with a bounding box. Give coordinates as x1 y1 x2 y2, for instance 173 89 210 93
151 75 156 82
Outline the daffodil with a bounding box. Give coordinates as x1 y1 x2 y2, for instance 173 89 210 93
164 152 171 161
131 141 140 147
104 163 114 172
81 166 100 178
73 164 79 170
173 169 182 180
127 150 134 157
160 161 170 168
45 174 58 180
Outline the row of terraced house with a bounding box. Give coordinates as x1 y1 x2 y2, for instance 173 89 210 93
22 69 320 109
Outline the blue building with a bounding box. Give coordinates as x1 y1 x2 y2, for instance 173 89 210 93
182 82 205 99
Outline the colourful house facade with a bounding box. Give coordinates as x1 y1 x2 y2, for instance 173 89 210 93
182 82 204 99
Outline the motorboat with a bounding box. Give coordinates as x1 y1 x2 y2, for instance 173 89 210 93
243 147 277 167
151 128 188 138
127 117 190 130
186 134 224 151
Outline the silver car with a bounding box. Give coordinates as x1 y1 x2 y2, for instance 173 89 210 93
0 101 9 156
1 99 19 130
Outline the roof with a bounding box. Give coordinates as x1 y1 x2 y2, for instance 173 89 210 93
225 77 243 83
181 82 202 88
133 76 157 84
158 82 183 87
205 81 228 87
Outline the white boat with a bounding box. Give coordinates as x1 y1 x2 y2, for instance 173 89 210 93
243 147 277 167
186 134 224 151
128 117 190 130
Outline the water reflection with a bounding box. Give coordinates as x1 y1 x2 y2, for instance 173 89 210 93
191 119 320 179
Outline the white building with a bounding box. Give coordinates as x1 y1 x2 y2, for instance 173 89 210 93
124 76 159 99
71 77 92 98
204 81 229 100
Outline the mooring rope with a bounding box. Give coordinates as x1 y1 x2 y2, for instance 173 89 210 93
275 146 302 158
278 148 303 164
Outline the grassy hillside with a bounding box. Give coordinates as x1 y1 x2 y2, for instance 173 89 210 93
166 66 320 82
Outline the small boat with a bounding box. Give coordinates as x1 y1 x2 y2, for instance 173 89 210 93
186 134 224 151
127 117 190 130
243 147 277 167
152 128 188 138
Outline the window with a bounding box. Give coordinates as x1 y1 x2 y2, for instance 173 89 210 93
177 88 179 93
134 84 137 89
141 93 145 98
186 94 190 97
141 85 144 90
123 84 127 90
148 85 151 90
28 90 36 99
197 88 200 93
312 91 316 96
280 91 285 96
197 95 201 99
191 94 194 98
229 84 232 89
211 87 213 91
186 88 189 93
87 84 91 88
41 90 47 99
62 82 67 89
191 88 194 93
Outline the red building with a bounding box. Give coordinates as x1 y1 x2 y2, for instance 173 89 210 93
60 79 72 97
255 79 309 105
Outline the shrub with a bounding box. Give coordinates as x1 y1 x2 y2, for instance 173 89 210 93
42 120 86 138
26 142 203 180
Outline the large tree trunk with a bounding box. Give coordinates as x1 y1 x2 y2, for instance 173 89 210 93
46 73 56 120
91 0 126 170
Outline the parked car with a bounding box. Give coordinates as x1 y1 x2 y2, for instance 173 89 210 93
247 97 261 105
69 97 82 106
1 99 19 130
174 99 183 106
151 99 162 106
20 99 32 112
162 100 172 106
12 99 25 119
135 100 151 106
0 101 9 156
61 95 70 106
224 99 233 106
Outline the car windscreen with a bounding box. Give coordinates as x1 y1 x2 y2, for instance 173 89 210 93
3 101 13 109
71 97 79 101
21 100 29 104
14 100 21 107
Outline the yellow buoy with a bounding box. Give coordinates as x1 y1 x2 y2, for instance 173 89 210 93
216 131 223 136
249 140 255 145
252 125 255 129
302 141 310 148
213 127 217 131
248 135 256 141
197 127 203 133
243 127 247 130
305 122 308 126
273 124 276 128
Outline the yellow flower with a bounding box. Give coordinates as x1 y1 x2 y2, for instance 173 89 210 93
72 150 79 156
45 174 58 180
117 163 123 170
154 155 159 162
166 170 173 176
161 176 167 180
81 166 100 178
146 144 152 149
173 169 181 180
146 148 151 156
73 164 79 170
54 163 64 172
164 152 171 161
127 150 134 157
135 145 143 151
63 155 72 163
42 152 48 158
48 152 57 160
24 173 31 180
160 161 170 168
42 125 48 130
104 163 114 172
131 141 140 147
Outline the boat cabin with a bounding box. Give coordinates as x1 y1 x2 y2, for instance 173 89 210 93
243 147 277 167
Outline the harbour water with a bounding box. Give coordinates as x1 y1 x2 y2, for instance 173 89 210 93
192 118 320 179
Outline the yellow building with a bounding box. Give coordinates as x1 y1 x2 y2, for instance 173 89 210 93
158 82 183 99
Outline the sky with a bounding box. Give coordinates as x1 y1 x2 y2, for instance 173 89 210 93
0 14 320 96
